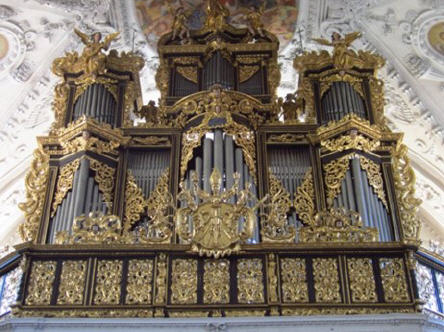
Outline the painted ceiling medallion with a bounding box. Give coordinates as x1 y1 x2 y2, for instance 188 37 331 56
0 22 26 79
428 22 444 57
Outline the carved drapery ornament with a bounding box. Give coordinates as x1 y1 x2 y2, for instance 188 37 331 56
18 148 50 242
319 73 364 99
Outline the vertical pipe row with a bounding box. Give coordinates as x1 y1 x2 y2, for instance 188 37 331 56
203 138 213 193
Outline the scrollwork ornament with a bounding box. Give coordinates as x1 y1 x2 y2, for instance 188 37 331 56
359 156 388 208
267 254 279 303
392 143 422 243
379 258 410 303
280 258 308 303
170 259 197 304
313 258 341 303
93 260 122 305
126 259 153 304
123 171 146 231
51 159 81 217
89 158 115 209
347 258 377 303
154 253 167 305
320 73 364 99
323 155 350 206
321 134 380 153
203 260 230 304
18 148 50 242
25 261 57 305
237 259 264 304
294 167 315 226
57 260 87 305
261 172 295 242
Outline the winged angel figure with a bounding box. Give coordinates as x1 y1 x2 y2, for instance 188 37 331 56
237 3 266 38
168 0 193 42
74 29 119 77
312 31 361 69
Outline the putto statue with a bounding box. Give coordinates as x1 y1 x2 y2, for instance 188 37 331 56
74 29 119 77
204 0 230 31
244 3 266 38
168 1 191 43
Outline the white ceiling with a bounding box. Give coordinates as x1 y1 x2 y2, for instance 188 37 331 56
0 0 443 250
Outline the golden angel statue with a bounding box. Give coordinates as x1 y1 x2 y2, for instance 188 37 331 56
74 29 119 77
243 3 266 38
204 0 230 31
168 0 192 42
313 31 361 69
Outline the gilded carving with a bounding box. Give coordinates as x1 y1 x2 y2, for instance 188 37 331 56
267 254 279 303
392 144 422 243
347 258 377 303
299 208 378 243
170 259 197 304
321 133 380 153
126 259 153 304
203 259 230 304
154 253 167 305
237 259 264 304
56 212 122 244
18 148 50 242
89 158 115 209
320 73 364 99
267 133 305 143
294 167 316 226
359 156 388 208
261 172 295 242
123 171 146 231
368 76 388 128
51 159 81 217
312 258 341 303
57 260 87 305
280 258 308 303
323 155 350 206
51 82 70 129
93 260 122 305
25 261 57 305
380 258 410 303
175 168 264 257
129 136 170 145
60 134 120 156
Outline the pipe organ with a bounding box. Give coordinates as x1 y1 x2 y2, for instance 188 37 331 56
6 2 424 319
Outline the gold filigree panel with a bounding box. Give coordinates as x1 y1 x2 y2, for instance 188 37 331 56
170 259 197 304
237 259 264 304
154 254 167 305
313 258 341 303
347 258 377 303
261 172 295 242
323 155 350 207
93 260 122 305
380 258 410 303
25 261 57 305
294 167 315 226
280 258 308 303
89 158 115 208
51 159 81 216
126 259 153 304
203 260 230 304
57 260 87 305
359 156 387 208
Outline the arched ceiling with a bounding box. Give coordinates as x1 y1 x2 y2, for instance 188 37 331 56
0 0 443 251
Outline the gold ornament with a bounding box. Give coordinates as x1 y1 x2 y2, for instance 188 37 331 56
280 258 309 303
18 148 50 242
313 258 342 303
237 258 264 304
323 155 350 206
93 260 122 305
347 258 378 303
57 260 87 305
126 259 153 304
359 156 388 208
379 258 410 302
170 259 197 304
203 259 230 304
51 159 81 217
25 261 57 305
294 167 316 225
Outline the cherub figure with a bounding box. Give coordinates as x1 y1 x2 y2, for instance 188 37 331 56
204 0 230 31
139 100 159 124
168 1 192 42
277 93 303 122
244 3 266 38
74 29 119 77
312 31 361 69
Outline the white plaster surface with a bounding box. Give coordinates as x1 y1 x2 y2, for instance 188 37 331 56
0 314 443 332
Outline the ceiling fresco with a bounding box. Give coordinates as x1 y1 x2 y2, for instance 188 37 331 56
428 22 444 57
135 0 299 50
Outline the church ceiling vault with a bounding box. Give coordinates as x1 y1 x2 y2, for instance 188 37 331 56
0 0 443 250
